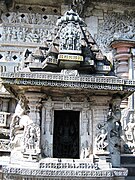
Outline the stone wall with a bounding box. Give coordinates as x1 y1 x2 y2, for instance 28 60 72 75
83 1 135 59
0 0 135 64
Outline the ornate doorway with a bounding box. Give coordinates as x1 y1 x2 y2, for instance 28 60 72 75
53 110 80 158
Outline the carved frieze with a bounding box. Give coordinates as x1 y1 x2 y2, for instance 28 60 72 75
1 12 58 25
0 13 58 45
96 11 135 52
2 165 128 178
1 77 125 92
1 72 128 93
0 12 58 61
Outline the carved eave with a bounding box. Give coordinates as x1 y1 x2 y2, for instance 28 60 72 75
0 72 134 100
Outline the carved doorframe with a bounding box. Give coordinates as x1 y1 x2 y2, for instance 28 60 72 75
41 98 92 159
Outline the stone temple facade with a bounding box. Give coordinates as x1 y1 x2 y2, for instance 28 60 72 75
0 0 135 179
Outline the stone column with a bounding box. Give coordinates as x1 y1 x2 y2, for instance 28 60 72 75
111 40 135 108
25 93 42 125
111 40 135 79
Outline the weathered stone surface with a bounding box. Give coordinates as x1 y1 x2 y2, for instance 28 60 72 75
0 1 135 179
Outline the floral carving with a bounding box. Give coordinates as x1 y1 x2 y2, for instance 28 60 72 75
96 11 135 52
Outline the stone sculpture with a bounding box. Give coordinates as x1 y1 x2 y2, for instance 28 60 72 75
80 141 91 158
23 123 41 160
59 22 81 53
107 96 122 138
107 96 122 166
10 98 32 149
96 128 108 151
124 113 135 153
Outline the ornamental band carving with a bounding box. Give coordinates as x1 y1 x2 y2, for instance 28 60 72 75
2 166 128 177
96 11 135 52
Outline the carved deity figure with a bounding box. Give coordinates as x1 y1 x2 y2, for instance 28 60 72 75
23 123 40 150
124 114 135 142
95 128 108 151
10 98 32 149
60 22 81 52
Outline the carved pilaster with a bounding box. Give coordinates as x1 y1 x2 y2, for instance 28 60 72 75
80 99 92 159
41 97 53 158
25 93 42 125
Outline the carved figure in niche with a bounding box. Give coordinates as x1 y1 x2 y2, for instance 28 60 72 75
10 12 17 23
23 123 40 151
60 22 81 52
124 113 135 153
124 114 135 142
36 13 42 25
95 128 108 151
10 98 32 149
18 27 24 42
23 123 40 159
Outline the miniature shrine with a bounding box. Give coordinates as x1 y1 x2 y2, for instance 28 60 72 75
0 3 135 180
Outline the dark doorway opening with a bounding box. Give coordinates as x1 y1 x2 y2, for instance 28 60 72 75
53 110 80 159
